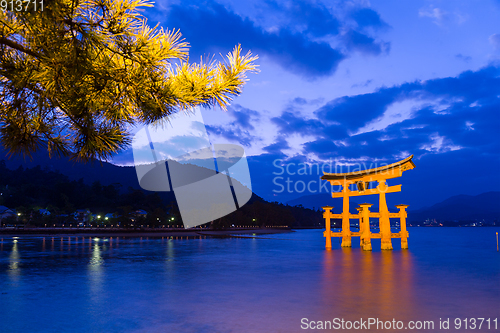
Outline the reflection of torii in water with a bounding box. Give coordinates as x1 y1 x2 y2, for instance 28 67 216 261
320 155 415 251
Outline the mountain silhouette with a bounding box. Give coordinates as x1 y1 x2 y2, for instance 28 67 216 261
409 191 500 222
286 191 500 223
0 147 141 190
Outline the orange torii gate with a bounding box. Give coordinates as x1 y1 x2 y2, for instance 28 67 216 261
320 155 415 250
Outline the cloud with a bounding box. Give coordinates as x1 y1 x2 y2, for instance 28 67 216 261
314 82 420 130
271 111 326 135
292 97 308 105
205 124 255 147
228 105 260 130
419 6 448 25
342 30 390 56
350 8 390 30
489 33 500 50
419 133 462 153
290 96 324 106
270 65 500 162
351 79 373 88
204 105 261 146
161 1 390 79
423 66 500 101
262 136 290 154
266 0 340 37
353 98 431 135
418 6 469 26
455 54 472 63
165 1 345 78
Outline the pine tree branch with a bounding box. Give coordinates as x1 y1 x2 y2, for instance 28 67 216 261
0 36 40 58
0 0 258 162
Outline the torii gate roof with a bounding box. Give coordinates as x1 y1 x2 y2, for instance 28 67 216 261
321 155 415 181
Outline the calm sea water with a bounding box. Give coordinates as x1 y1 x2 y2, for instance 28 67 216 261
1 228 499 332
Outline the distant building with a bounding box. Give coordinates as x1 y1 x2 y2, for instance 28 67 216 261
74 209 91 223
0 206 16 220
134 210 147 217
39 209 51 216
131 210 147 223
105 213 118 220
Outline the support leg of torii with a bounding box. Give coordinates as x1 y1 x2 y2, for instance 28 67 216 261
396 205 409 249
378 180 393 250
356 207 363 247
322 206 333 249
360 203 372 251
341 182 351 247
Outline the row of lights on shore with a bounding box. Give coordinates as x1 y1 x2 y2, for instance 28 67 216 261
3 215 287 229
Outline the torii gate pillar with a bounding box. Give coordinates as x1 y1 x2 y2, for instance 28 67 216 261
359 203 373 251
396 205 409 249
378 180 393 250
322 206 333 249
341 182 351 247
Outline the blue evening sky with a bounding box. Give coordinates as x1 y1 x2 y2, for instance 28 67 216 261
112 0 500 209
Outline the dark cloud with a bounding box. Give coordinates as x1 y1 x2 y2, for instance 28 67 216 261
228 105 260 130
231 111 253 130
266 1 391 59
351 79 373 88
161 1 390 78
271 111 349 141
272 65 500 163
350 8 390 30
204 104 261 147
422 66 500 102
394 99 500 155
271 110 325 134
205 125 254 147
262 136 290 154
342 30 390 56
266 0 340 37
455 54 472 63
292 97 308 105
290 96 325 106
165 2 345 78
315 83 420 129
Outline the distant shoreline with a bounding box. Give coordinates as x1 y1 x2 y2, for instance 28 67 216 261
0 227 292 238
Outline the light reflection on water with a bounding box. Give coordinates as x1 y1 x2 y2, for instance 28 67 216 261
320 248 417 323
0 228 499 333
89 239 104 303
8 239 20 280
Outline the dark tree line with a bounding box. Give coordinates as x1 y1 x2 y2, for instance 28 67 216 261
0 161 324 228
0 161 176 226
